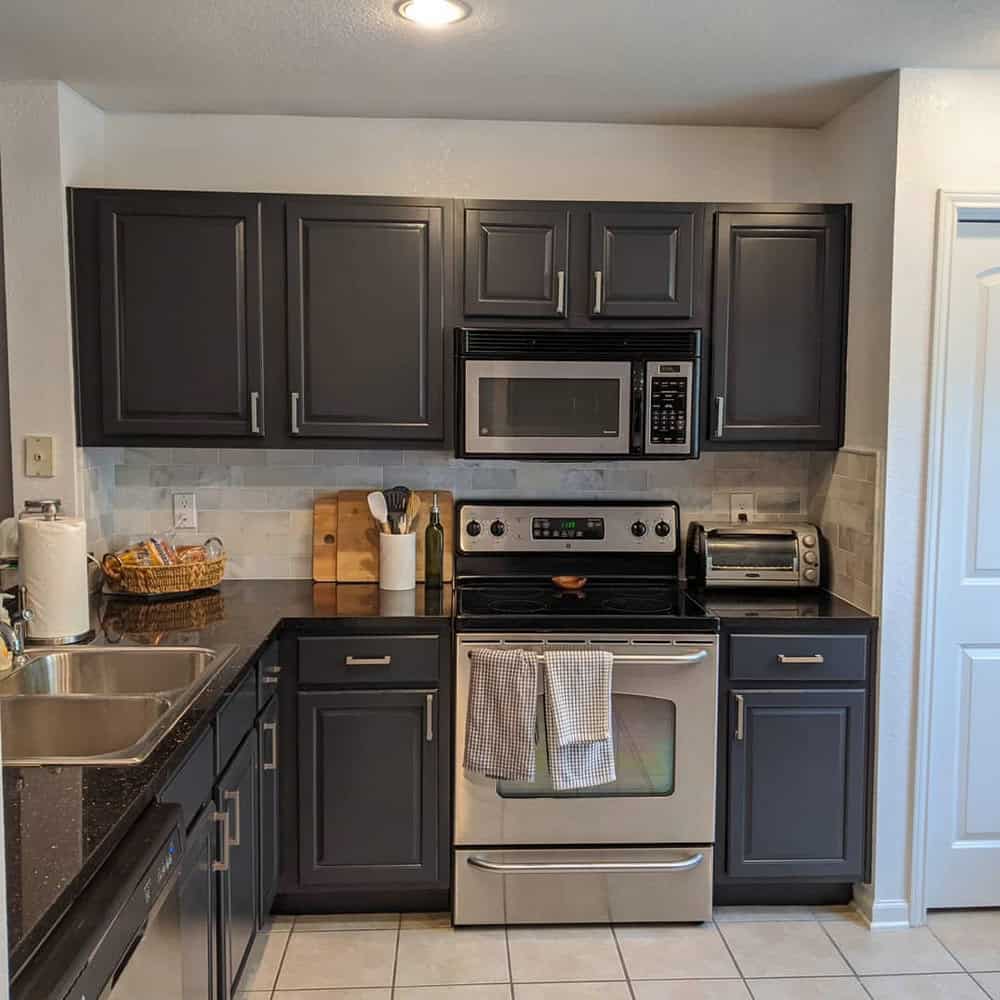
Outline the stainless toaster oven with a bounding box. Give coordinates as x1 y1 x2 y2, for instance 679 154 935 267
686 522 821 588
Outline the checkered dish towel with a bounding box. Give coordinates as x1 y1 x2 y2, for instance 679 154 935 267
543 649 616 791
464 647 538 782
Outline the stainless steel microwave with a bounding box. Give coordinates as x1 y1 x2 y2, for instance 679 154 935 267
457 329 701 459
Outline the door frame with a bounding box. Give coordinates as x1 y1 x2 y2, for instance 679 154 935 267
909 190 1000 926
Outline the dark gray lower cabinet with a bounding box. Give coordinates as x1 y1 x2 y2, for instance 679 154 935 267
257 696 280 924
727 688 867 880
298 689 440 887
178 804 221 1000
216 733 259 996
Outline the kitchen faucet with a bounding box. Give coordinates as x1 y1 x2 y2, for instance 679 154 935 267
0 585 33 667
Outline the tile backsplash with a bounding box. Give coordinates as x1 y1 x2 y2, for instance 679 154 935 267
81 447 814 582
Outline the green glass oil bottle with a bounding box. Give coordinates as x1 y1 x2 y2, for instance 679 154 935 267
424 492 444 589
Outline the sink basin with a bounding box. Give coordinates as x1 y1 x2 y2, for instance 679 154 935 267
0 644 238 766
0 647 220 697
1 695 172 763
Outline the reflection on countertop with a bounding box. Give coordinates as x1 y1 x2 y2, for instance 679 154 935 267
686 587 875 621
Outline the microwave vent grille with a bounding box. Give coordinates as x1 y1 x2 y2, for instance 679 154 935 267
461 329 701 358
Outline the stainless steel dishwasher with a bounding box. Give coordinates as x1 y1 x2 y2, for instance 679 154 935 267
12 803 185 1000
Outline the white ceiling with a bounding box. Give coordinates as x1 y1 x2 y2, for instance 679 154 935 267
2 0 998 127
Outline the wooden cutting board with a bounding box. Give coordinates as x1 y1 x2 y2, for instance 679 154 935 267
312 490 454 583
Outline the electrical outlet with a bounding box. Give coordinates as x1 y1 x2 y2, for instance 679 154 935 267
24 436 54 478
173 493 197 530
730 492 755 523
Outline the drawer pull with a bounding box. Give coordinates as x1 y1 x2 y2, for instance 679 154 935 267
223 789 240 847
262 665 282 685
345 655 392 666
425 692 434 742
734 693 745 742
777 654 825 665
467 853 704 874
263 721 278 771
212 810 230 872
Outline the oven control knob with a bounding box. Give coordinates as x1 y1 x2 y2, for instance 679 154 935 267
466 520 482 537
490 520 506 537
654 520 671 538
803 551 818 566
630 520 648 538
804 567 818 582
802 534 817 548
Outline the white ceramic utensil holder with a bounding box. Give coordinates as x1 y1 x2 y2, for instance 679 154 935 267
379 532 416 591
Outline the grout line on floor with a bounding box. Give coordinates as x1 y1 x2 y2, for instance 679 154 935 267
390 914 402 996
816 916 865 980
712 916 750 983
266 925 293 996
609 923 637 1000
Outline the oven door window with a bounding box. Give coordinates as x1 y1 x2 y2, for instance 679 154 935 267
708 534 797 570
497 692 676 798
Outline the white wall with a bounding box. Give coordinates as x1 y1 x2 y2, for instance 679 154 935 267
876 68 1000 924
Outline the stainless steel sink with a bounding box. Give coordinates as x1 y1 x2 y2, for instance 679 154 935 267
0 644 238 766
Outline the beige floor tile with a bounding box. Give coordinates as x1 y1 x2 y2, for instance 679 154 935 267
515 983 631 999
273 992 392 999
395 927 509 986
400 912 453 929
719 921 851 979
976 972 1000 999
264 913 297 930
276 929 397 990
240 929 290 991
714 906 817 923
632 980 752 999
235 993 272 999
861 972 988 999
747 978 869 999
295 912 400 931
616 923 739 980
823 921 960 976
508 926 625 983
395 989 511 1000
928 909 1000 971
812 905 862 923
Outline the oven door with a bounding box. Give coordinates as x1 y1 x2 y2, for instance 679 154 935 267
463 360 631 456
454 634 718 846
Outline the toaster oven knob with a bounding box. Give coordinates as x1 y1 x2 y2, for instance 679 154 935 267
630 520 648 538
654 520 671 538
802 534 817 547
490 519 506 537
803 550 818 565
466 519 482 537
804 567 818 582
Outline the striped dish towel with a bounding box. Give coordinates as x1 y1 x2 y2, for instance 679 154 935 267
543 649 616 791
464 647 538 782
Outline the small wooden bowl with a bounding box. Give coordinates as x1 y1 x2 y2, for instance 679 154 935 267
552 575 588 591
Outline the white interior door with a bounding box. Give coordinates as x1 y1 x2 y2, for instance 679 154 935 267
925 213 1000 907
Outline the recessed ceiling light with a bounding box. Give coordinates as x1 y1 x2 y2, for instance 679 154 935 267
395 0 471 27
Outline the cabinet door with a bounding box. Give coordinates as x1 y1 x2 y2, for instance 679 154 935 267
178 804 221 1000
464 208 570 317
298 689 439 887
589 209 697 318
97 192 265 437
727 689 866 880
286 199 446 440
257 696 280 925
216 733 258 996
710 211 847 446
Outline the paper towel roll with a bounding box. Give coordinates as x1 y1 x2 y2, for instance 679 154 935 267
20 516 91 641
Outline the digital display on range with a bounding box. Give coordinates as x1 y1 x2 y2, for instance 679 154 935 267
532 517 605 540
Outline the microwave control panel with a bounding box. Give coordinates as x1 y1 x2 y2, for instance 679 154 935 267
645 361 693 454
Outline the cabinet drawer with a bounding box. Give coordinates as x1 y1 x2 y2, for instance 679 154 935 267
216 667 258 768
729 633 867 683
160 727 215 831
299 635 440 686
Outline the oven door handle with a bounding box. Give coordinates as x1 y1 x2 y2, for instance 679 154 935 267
466 853 704 874
467 649 709 666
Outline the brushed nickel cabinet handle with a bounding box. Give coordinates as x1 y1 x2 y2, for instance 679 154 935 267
223 789 240 847
715 395 725 438
345 655 392 666
262 665 281 685
593 270 603 313
556 270 566 315
250 391 261 434
290 392 301 435
425 692 434 742
777 654 826 665
212 810 230 872
468 853 704 874
734 693 745 742
263 721 278 771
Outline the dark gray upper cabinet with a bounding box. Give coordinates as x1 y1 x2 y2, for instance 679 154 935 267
93 192 266 437
463 208 570 318
589 208 697 319
709 209 848 448
286 198 447 440
727 688 867 881
298 689 440 888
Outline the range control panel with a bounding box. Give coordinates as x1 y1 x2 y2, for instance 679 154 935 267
460 503 679 554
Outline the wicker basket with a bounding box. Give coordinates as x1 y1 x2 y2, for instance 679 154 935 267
102 537 226 596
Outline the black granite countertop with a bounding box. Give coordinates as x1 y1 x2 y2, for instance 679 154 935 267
5 580 452 978
687 586 876 623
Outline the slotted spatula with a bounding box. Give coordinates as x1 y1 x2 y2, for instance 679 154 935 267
382 485 411 534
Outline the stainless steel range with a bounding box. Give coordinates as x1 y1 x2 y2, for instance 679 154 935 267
453 500 719 925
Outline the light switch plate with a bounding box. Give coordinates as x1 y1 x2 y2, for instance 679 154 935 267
730 492 755 523
173 493 197 530
24 436 54 478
